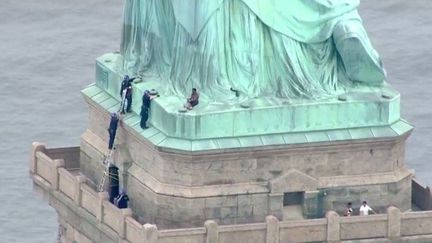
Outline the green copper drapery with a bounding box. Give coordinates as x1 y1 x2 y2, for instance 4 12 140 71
121 0 386 100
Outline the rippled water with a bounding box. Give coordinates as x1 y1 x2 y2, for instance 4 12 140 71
0 1 431 242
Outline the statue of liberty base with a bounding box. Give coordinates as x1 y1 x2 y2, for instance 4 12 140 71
30 1 432 242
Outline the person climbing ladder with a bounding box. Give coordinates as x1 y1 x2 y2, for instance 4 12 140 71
99 113 121 192
107 112 119 150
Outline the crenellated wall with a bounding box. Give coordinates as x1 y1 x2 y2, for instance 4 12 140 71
30 142 432 243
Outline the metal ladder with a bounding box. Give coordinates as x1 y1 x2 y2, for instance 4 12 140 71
98 149 114 192
120 88 128 113
98 90 125 192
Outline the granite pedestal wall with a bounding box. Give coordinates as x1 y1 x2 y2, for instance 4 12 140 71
32 143 432 243
79 94 413 228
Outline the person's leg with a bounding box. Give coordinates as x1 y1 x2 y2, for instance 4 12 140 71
140 115 146 129
120 98 126 114
108 130 116 149
140 107 148 129
126 95 132 112
186 102 192 110
142 112 149 129
191 100 198 108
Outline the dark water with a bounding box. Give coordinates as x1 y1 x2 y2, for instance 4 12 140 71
0 1 431 242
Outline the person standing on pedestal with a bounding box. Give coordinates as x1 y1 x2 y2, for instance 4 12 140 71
140 105 149 129
140 90 158 129
120 75 135 114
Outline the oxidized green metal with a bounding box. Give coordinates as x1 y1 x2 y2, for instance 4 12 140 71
87 0 411 150
121 0 386 100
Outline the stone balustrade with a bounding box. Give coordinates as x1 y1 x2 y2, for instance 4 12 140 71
80 183 99 217
401 211 432 237
30 142 432 243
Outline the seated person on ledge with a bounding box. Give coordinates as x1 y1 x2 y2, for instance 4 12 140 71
185 88 199 110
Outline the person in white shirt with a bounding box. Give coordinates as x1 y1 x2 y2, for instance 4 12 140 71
359 201 375 216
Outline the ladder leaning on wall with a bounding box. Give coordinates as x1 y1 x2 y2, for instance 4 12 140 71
98 149 115 192
97 91 127 192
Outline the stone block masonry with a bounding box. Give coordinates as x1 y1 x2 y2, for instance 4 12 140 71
31 143 432 243
78 94 414 226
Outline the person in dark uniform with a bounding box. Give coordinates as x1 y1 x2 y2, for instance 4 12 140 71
120 75 135 114
140 105 149 129
142 90 152 109
108 165 119 203
108 113 119 150
120 75 135 97
114 189 129 209
140 90 158 129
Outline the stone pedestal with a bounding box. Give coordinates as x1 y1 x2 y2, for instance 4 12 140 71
79 82 413 229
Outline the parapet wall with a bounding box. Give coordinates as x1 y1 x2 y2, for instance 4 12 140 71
30 142 432 243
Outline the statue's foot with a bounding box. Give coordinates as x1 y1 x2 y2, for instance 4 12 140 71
333 21 386 85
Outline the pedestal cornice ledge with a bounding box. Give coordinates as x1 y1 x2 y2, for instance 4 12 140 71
83 83 413 154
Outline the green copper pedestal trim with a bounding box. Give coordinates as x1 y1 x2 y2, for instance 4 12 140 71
82 83 412 153
94 53 401 140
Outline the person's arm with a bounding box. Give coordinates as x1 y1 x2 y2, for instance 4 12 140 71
120 83 124 96
128 77 136 83
116 114 123 123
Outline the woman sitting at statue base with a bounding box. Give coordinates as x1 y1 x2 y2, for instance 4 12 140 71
184 88 199 110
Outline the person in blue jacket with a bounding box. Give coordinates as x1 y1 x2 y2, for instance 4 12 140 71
108 113 119 150
120 75 135 114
